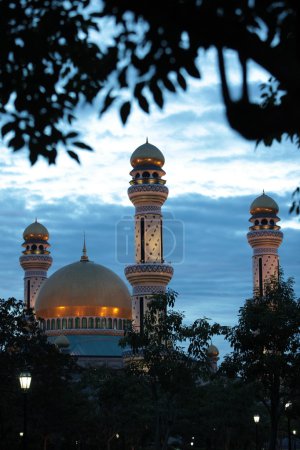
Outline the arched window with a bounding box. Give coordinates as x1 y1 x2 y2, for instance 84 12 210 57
51 319 55 330
31 244 37 251
254 220 259 226
39 245 44 252
88 317 94 329
101 318 106 329
270 219 275 225
68 318 73 329
75 317 80 329
95 318 100 329
142 171 150 178
56 318 61 330
153 172 158 178
82 317 87 329
113 319 117 330
62 318 67 329
118 319 123 330
135 172 140 179
108 318 112 329
47 319 50 330
261 219 268 225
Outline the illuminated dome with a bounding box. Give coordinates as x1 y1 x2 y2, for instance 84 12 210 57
207 344 219 357
23 220 49 241
250 193 279 215
35 259 131 320
130 140 165 168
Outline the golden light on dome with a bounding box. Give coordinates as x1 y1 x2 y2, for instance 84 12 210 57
36 305 131 319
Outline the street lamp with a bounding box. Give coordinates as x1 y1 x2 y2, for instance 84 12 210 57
293 430 297 450
19 372 32 450
253 415 260 450
107 432 120 450
285 402 292 450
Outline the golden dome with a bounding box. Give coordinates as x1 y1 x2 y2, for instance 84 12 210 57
35 260 131 319
23 220 49 241
250 193 279 215
207 344 219 357
130 140 165 168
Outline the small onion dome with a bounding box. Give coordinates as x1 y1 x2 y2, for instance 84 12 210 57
35 260 131 319
54 334 70 349
207 344 219 357
250 193 279 215
23 220 49 241
130 141 165 168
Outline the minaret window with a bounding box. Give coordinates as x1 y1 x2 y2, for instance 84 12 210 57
259 258 263 297
270 219 275 225
75 317 80 329
57 318 61 329
142 171 150 178
108 318 112 329
254 220 259 226
88 317 94 328
141 218 145 261
68 318 73 329
261 219 268 225
82 317 87 328
153 172 158 178
51 319 55 330
32 244 37 251
135 173 140 179
46 319 50 330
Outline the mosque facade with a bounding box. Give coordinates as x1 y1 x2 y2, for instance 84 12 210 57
19 142 283 367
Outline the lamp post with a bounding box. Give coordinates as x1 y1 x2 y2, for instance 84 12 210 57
293 430 297 450
254 415 260 450
19 372 32 450
107 432 119 450
285 402 292 450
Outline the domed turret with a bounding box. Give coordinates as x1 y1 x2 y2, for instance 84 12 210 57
125 141 173 332
23 220 49 242
207 344 219 373
250 193 279 215
207 344 219 358
20 219 52 310
130 139 165 168
247 192 283 296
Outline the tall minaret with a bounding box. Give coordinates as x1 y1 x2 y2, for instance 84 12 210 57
247 193 283 296
19 220 53 310
125 141 174 331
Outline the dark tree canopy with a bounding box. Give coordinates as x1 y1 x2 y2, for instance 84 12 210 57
0 0 298 164
221 275 300 450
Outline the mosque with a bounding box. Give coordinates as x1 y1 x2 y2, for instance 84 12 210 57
19 142 283 367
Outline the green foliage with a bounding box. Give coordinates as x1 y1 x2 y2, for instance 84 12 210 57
0 1 299 164
221 275 300 450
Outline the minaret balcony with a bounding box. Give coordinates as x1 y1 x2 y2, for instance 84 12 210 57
247 230 283 248
125 263 173 286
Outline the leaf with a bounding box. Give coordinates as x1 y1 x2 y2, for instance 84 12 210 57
8 135 25 151
185 61 201 79
137 94 149 113
100 91 116 115
1 122 15 138
72 141 93 151
162 77 176 93
177 72 187 90
120 101 131 124
65 131 79 139
67 150 80 164
150 82 164 109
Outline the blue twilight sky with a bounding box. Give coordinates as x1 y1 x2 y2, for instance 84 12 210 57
0 49 300 356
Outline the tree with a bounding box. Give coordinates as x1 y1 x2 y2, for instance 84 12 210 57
0 298 84 449
120 290 219 450
0 1 298 164
221 275 300 450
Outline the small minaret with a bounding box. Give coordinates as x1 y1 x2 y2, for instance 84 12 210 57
19 220 53 310
207 344 219 373
247 193 283 296
125 140 174 331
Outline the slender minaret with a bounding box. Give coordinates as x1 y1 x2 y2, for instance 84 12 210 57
19 220 53 310
247 193 283 296
125 140 174 331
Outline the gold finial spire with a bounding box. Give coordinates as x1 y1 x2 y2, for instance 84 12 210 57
35 217 37 223
81 233 89 262
263 189 265 195
146 136 148 143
